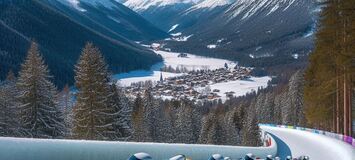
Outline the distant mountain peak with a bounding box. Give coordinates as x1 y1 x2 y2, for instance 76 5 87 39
124 0 200 11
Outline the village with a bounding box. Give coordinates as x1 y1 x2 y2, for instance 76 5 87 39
123 65 253 101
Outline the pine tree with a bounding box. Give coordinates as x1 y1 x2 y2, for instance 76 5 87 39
58 84 74 137
108 84 131 140
0 71 21 137
73 43 116 140
174 99 195 144
131 93 148 141
142 87 157 142
304 0 354 135
241 105 261 146
154 100 174 143
16 42 65 138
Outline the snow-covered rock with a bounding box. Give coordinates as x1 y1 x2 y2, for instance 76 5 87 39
207 44 217 49
169 24 180 33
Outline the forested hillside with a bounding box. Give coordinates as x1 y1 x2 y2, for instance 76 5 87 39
46 0 169 41
0 42 264 146
304 0 354 137
162 0 320 68
0 0 162 88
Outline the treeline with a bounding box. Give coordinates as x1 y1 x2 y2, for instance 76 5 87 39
0 0 162 88
0 41 262 146
0 42 131 139
130 89 261 146
304 0 354 137
0 41 307 146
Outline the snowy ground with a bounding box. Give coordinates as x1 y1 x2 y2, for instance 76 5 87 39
261 126 355 160
114 50 237 86
196 77 271 101
114 50 270 99
155 50 236 71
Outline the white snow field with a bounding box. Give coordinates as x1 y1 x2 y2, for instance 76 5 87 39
261 125 355 160
156 50 236 71
0 136 277 160
115 50 270 99
114 50 237 86
196 77 271 101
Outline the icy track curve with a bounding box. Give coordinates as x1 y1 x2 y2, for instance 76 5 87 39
0 125 354 160
0 134 276 160
260 125 355 160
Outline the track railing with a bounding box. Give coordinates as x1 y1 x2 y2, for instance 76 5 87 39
259 124 355 147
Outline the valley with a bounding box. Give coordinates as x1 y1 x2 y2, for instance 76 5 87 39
0 1 353 159
115 48 270 101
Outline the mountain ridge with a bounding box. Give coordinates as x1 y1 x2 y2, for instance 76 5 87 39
0 0 163 87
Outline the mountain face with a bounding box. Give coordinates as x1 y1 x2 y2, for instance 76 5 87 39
122 0 321 67
164 0 321 67
0 0 162 87
46 0 169 41
122 0 204 32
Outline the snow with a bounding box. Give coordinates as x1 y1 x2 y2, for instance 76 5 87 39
171 34 194 41
0 136 277 160
196 77 271 101
60 0 121 11
107 16 121 24
171 32 182 37
226 0 297 20
261 126 355 160
61 0 86 12
217 38 225 43
267 3 280 15
156 50 236 71
249 53 273 59
188 0 234 11
134 152 152 159
115 70 183 86
114 50 237 86
169 155 185 160
212 154 224 159
168 24 179 33
207 44 217 49
124 0 199 11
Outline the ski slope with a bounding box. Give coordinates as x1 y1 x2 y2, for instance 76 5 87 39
260 125 355 160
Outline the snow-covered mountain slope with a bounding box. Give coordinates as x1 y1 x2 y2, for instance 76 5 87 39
188 0 235 11
121 0 199 32
123 0 199 12
0 0 163 87
59 0 119 11
120 0 235 32
46 0 168 41
165 0 321 67
225 0 298 20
